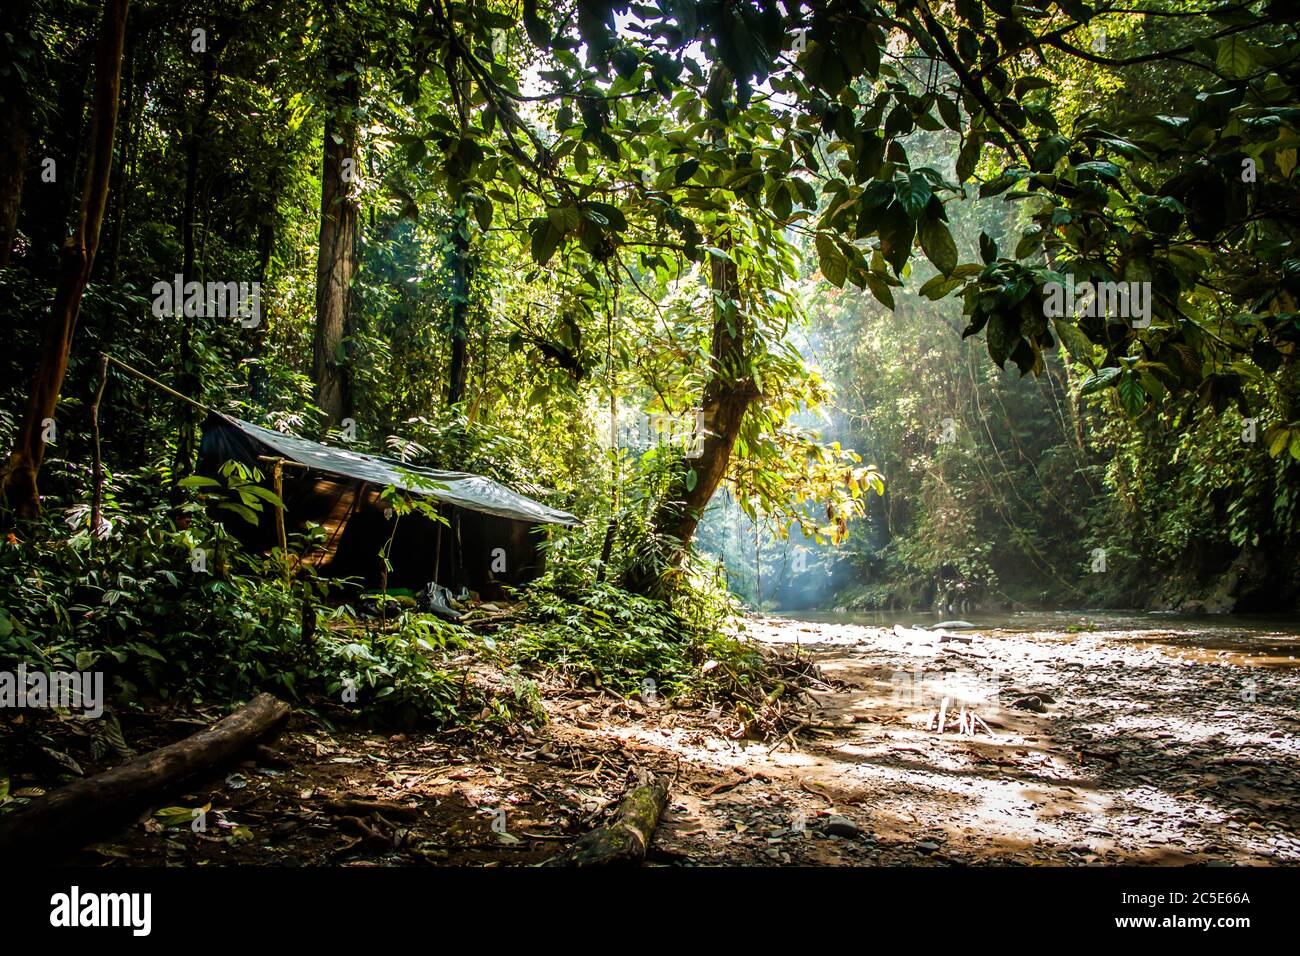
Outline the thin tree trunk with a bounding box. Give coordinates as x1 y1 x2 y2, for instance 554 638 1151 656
0 0 130 518
23 38 92 276
256 211 275 288
106 75 143 287
467 327 490 422
100 35 135 284
312 106 359 428
445 208 471 406
172 44 220 487
0 0 35 261
0 31 30 267
89 354 109 536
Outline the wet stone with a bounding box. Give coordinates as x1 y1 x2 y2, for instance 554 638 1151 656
822 815 862 838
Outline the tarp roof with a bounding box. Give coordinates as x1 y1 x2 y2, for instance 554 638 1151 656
210 413 582 527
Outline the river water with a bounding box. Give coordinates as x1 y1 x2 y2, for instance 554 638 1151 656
780 608 1300 669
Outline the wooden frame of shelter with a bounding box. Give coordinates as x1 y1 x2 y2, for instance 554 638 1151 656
197 412 582 598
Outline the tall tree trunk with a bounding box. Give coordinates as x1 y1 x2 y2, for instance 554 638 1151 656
628 234 758 593
0 95 27 269
100 35 136 285
245 188 277 407
172 45 220 487
312 77 359 429
0 13 31 268
445 208 471 406
23 38 92 276
1 0 130 518
255 210 275 289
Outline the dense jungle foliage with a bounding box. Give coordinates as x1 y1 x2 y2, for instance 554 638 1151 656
1 0 1298 735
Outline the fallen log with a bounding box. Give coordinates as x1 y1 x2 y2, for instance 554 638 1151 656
550 769 670 867
0 692 290 858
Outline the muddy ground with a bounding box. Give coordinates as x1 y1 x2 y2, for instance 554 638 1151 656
35 615 1300 866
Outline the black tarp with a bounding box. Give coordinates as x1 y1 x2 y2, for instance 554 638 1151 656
198 412 580 596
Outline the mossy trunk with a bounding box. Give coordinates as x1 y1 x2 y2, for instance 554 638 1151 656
627 234 757 594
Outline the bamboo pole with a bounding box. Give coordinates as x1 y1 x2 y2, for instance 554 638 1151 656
101 352 211 414
256 454 304 582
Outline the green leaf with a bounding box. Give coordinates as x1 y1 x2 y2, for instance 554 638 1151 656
979 170 1024 197
816 234 849 287
523 0 550 46
129 642 167 663
936 94 961 131
241 485 286 509
919 219 958 275
674 158 701 184
1073 160 1123 185
918 274 962 300
472 195 493 231
583 201 627 232
1117 372 1147 414
1051 318 1097 368
957 27 980 64
978 231 997 264
956 133 982 183
547 206 581 232
530 223 563 265
895 173 932 218
218 502 262 526
1265 425 1291 458
767 180 794 220
1031 135 1070 173
155 804 210 829
877 202 915 274
1216 36 1253 78
612 47 639 79
1015 226 1044 259
986 313 1018 368
1079 366 1122 395
864 273 895 309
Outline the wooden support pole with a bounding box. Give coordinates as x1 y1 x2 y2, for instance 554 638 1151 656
434 509 443 585
269 459 286 552
102 352 210 414
256 455 304 580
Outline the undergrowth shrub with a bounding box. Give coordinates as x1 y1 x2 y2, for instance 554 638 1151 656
504 512 767 702
0 507 475 727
